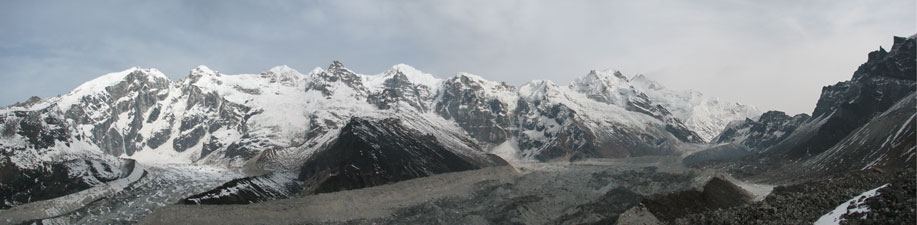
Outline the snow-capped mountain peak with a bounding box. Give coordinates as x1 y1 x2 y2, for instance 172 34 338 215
593 69 628 80
385 64 442 89
630 74 664 91
305 61 367 97
57 67 170 111
2 61 753 178
456 72 485 81
67 67 167 96
328 61 359 78
326 60 353 74
518 80 562 101
450 72 517 100
261 65 305 86
191 65 218 77
362 64 442 91
184 65 220 85
571 69 638 106
628 74 762 141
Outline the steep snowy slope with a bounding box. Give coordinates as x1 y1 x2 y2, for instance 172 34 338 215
570 70 702 144
509 75 701 161
631 74 762 142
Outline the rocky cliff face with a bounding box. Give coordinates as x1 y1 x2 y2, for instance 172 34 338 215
434 74 517 144
706 35 917 178
800 92 916 174
768 36 915 159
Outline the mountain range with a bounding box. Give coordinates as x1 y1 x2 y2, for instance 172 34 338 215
0 35 913 224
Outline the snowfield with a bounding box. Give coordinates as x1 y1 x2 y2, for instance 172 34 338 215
814 184 890 225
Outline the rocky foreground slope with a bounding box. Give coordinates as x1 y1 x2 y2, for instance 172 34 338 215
677 35 916 224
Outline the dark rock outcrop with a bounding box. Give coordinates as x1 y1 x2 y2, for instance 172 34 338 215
572 71 704 144
674 169 915 225
641 176 754 222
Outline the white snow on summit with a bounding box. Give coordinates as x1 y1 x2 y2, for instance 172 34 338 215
630 74 762 141
570 69 636 106
56 67 168 111
363 64 443 91
4 62 758 170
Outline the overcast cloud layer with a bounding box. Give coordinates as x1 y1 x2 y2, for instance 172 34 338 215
1 0 914 114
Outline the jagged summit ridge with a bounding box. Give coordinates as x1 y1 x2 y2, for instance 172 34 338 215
0 59 756 184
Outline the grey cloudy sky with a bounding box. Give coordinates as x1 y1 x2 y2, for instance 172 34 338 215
1 0 914 114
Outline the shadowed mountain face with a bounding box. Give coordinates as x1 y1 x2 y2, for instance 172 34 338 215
771 36 915 160
298 117 507 195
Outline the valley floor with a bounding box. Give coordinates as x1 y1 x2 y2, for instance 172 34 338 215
4 156 910 225
138 156 716 224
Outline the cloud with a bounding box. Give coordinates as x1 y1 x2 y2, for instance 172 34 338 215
0 0 913 114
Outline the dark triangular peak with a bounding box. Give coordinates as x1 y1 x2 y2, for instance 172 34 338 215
326 60 348 73
306 60 367 96
297 117 506 195
324 60 360 82
365 65 440 112
382 71 413 89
